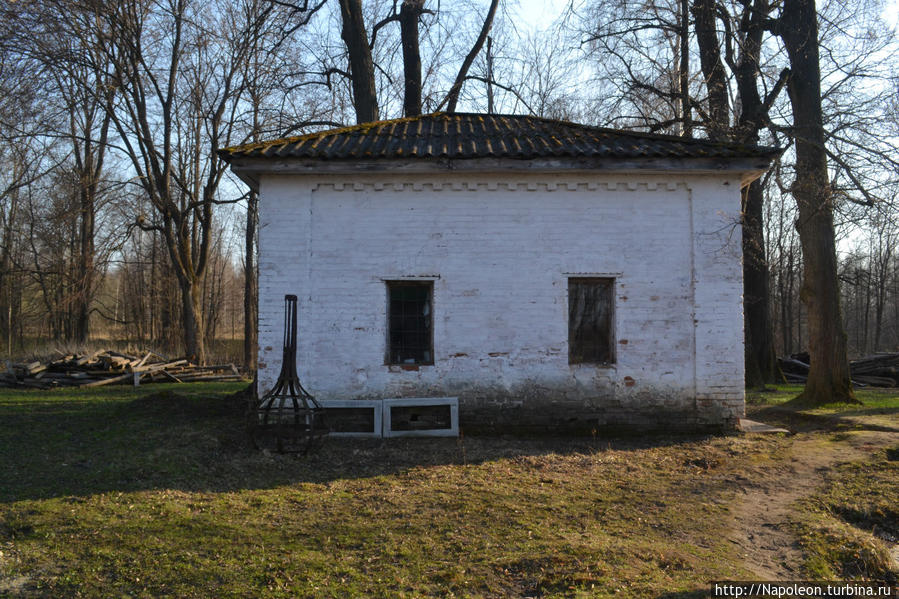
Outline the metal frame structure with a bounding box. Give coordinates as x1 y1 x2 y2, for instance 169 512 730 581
250 294 327 453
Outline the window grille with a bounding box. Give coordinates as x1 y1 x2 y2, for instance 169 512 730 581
387 281 433 365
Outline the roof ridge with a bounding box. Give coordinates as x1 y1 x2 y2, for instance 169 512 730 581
220 112 781 161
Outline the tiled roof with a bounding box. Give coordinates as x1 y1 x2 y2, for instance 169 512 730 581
220 112 779 161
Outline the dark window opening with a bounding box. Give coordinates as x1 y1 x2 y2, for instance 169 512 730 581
568 277 614 364
390 405 452 431
388 281 433 365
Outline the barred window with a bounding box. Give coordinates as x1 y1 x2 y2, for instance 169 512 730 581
568 277 615 364
387 281 433 365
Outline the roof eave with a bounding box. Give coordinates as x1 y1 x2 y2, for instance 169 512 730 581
226 155 777 190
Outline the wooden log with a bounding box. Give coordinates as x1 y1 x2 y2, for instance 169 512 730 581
134 352 153 369
778 358 810 374
99 355 131 370
851 375 897 387
19 378 51 389
28 363 48 376
176 373 246 382
132 359 188 373
74 350 102 366
160 370 183 383
78 373 133 388
783 372 808 383
23 361 44 374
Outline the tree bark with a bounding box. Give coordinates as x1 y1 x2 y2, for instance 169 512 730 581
678 0 691 136
74 181 94 343
400 0 423 117
691 0 726 139
180 277 206 364
339 0 379 123
779 0 856 403
742 179 781 386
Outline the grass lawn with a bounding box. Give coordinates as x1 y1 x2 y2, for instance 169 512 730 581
794 445 899 582
1 383 896 598
747 384 899 412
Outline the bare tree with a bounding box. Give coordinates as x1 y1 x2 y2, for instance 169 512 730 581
321 0 503 123
767 0 856 403
578 0 698 133
58 0 274 363
440 0 499 112
0 43 56 353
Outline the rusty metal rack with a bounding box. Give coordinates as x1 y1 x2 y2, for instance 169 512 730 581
249 294 328 453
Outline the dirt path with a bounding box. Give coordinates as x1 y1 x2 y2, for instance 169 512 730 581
729 427 899 579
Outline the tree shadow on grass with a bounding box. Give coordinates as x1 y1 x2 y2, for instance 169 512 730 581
746 404 899 434
0 386 729 502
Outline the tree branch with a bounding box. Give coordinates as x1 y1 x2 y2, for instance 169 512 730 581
439 0 499 112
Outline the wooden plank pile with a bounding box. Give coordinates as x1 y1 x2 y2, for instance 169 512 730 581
1 350 245 389
778 351 899 387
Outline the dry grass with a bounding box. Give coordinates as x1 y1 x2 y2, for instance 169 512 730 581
1 383 896 597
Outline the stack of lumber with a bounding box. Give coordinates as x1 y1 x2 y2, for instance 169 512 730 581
0 350 244 389
848 353 899 387
778 351 899 387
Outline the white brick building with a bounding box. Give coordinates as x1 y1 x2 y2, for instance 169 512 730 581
222 113 778 432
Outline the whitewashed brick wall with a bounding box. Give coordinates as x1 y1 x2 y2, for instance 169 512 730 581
256 171 745 431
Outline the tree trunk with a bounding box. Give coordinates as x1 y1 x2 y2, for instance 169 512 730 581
693 0 782 384
678 0 691 136
400 0 423 117
71 106 109 344
339 0 379 123
0 192 17 352
743 179 782 386
74 183 94 343
780 0 856 403
691 0 727 139
180 277 206 364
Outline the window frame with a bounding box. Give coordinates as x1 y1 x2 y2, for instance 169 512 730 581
567 276 616 366
385 280 435 366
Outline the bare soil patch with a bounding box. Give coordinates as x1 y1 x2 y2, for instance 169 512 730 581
730 420 898 579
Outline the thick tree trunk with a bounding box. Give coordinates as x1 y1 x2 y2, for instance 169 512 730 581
780 0 856 403
180 278 206 364
400 0 423 117
339 0 379 123
244 191 258 371
692 0 727 140
742 179 782 386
